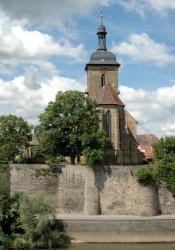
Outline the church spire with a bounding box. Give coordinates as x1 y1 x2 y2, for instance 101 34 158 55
97 10 107 51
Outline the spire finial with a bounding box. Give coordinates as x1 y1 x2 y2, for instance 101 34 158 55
100 8 103 25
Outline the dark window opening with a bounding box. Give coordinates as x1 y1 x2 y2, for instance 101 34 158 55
105 110 111 141
101 74 105 87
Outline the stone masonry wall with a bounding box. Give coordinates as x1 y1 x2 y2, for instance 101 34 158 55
10 164 86 214
10 164 175 215
87 65 118 101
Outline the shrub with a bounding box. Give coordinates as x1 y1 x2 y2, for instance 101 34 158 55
0 193 71 249
155 163 175 197
153 136 175 164
135 167 153 185
45 155 65 165
19 195 71 248
12 236 28 249
83 148 105 166
0 227 10 250
0 164 9 203
153 136 175 197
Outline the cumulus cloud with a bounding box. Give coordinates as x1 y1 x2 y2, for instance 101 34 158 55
23 67 41 90
0 12 86 75
0 0 113 37
0 73 174 137
117 0 146 16
118 0 175 15
148 0 175 13
112 33 175 66
0 14 86 69
120 85 175 136
0 74 85 124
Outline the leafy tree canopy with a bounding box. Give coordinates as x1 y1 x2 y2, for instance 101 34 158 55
153 136 175 197
153 136 175 164
36 91 106 164
0 115 31 163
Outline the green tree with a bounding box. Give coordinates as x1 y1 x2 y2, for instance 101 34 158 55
153 136 175 197
0 194 71 249
0 115 31 163
153 136 175 164
36 91 106 164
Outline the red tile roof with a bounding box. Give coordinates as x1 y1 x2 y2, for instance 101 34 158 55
97 83 124 106
137 134 159 158
136 134 159 146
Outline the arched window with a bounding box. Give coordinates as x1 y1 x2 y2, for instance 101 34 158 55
105 110 111 141
101 74 105 87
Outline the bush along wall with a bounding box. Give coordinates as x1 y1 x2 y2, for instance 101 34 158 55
153 136 175 197
135 166 154 185
0 191 71 249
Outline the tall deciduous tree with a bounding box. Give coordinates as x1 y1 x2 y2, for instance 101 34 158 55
0 115 31 163
36 91 106 164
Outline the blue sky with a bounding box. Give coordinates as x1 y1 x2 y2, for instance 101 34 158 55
0 0 175 136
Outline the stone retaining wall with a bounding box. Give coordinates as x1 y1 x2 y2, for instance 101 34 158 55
10 164 175 215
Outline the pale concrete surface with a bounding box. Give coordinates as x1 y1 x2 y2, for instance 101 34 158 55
56 214 175 220
56 214 175 243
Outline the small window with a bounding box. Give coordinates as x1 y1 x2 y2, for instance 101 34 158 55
101 74 105 87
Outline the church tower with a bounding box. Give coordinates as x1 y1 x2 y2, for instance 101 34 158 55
85 14 120 101
85 15 143 165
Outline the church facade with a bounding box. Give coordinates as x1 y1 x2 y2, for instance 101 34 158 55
85 18 143 164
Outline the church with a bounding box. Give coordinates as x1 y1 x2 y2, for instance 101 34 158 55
85 16 143 165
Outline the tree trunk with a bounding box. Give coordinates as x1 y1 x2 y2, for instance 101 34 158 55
70 156 75 164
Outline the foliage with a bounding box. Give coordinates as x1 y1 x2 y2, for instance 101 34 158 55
153 136 175 164
0 226 10 250
135 166 153 185
83 148 105 166
0 164 9 203
0 193 24 235
18 195 71 248
45 155 65 165
36 91 107 164
0 115 31 163
153 136 175 197
155 163 175 197
15 155 44 164
0 193 71 249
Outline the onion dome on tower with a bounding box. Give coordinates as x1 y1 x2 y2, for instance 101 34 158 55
86 12 120 68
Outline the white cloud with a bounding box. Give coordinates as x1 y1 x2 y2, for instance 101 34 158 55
147 0 175 14
0 0 113 37
112 33 175 66
0 74 175 137
0 74 85 124
0 13 86 75
118 0 146 16
23 67 41 90
120 85 175 136
118 0 175 15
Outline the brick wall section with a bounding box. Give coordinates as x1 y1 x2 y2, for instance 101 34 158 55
10 164 175 216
